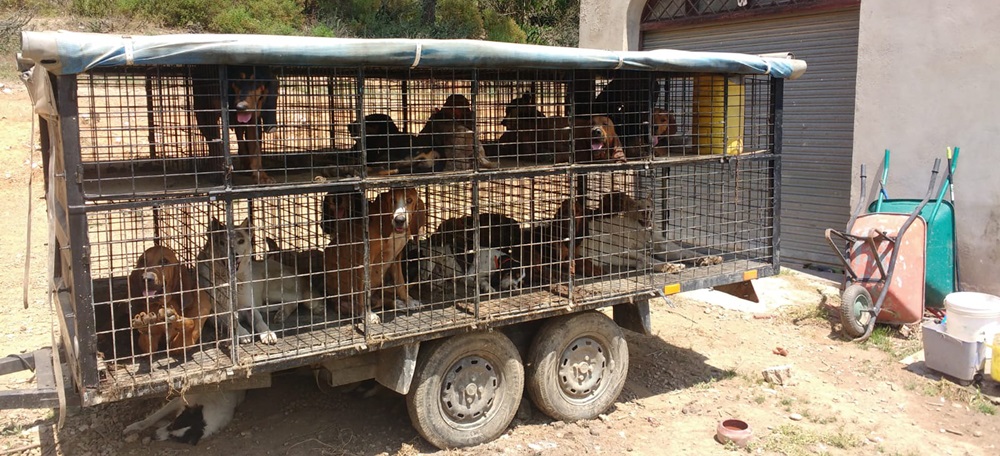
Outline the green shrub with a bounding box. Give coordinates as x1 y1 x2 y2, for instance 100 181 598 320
435 0 483 39
483 9 525 43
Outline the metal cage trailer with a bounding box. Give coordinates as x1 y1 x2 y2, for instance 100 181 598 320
5 31 804 448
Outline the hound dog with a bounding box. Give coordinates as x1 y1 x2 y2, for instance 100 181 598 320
123 389 246 445
405 213 525 293
415 94 496 171
197 218 324 345
325 188 426 324
650 108 692 156
320 190 367 238
349 113 420 167
193 65 279 184
494 93 625 163
128 245 212 357
583 192 723 272
518 197 605 283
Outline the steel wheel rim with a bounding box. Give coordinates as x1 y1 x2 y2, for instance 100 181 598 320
852 291 873 326
440 355 499 428
557 336 608 404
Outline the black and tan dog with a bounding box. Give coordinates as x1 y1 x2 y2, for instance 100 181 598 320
491 93 624 163
193 65 279 184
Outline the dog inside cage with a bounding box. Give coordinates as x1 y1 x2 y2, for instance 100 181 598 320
71 66 775 397
72 68 774 201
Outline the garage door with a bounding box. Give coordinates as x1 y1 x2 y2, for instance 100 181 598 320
642 7 860 268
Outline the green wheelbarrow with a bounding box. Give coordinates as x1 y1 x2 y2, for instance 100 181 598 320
867 148 960 308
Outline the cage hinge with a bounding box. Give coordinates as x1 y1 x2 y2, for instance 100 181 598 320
75 164 84 185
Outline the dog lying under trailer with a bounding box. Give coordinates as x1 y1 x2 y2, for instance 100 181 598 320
11 31 803 450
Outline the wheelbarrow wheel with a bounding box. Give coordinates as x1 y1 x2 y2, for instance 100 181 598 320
840 285 875 339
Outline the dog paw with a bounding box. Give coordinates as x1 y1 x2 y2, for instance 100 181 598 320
130 312 150 328
123 422 143 435
255 171 276 185
697 256 724 266
395 297 421 311
654 263 686 274
130 311 161 329
238 333 254 345
259 331 279 345
162 307 178 323
365 312 382 326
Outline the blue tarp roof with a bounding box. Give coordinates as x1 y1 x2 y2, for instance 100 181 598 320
20 31 806 79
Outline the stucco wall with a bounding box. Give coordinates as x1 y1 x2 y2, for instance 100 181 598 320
579 0 644 50
853 0 1000 294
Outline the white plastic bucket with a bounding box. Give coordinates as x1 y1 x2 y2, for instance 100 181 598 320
945 292 1000 343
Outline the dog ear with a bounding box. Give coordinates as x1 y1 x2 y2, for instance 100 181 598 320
162 250 182 296
261 71 279 133
409 190 426 237
238 218 250 229
369 191 392 238
209 217 222 232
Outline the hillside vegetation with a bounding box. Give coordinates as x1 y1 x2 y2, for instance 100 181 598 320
3 0 578 47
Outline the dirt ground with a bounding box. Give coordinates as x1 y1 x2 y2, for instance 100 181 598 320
0 79 998 456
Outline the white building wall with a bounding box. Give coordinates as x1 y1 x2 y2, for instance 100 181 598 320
853 0 1000 294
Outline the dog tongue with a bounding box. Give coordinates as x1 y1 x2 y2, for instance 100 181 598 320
143 289 158 298
591 141 604 150
237 112 252 124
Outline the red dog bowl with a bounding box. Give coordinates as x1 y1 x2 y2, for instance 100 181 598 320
716 419 752 447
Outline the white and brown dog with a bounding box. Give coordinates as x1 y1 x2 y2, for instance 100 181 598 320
583 192 723 273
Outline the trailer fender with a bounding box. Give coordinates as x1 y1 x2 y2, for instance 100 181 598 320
375 343 420 395
613 300 652 335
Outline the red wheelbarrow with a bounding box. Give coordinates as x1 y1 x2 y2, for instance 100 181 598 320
825 158 943 341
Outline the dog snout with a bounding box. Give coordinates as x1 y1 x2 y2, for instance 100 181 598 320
591 127 604 138
393 214 407 229
235 100 250 112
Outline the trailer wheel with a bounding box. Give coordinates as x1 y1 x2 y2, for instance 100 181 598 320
840 284 874 339
526 311 628 422
406 331 524 449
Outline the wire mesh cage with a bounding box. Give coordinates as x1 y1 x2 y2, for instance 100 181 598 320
44 54 783 403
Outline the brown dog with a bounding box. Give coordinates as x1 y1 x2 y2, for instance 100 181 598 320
519 197 605 282
325 188 427 324
417 94 496 170
193 66 279 184
650 108 687 157
128 245 212 357
496 93 624 163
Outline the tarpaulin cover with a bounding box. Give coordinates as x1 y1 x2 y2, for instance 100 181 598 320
20 31 807 79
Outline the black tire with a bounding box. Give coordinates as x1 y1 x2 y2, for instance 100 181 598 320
406 331 524 449
840 284 874 339
526 311 629 422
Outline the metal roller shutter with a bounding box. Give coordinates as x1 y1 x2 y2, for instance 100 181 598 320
642 7 860 268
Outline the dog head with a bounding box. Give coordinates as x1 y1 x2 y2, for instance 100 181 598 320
228 67 277 129
128 245 183 301
349 113 403 139
586 116 625 162
489 251 525 291
599 192 654 226
650 108 679 146
372 188 426 238
440 94 475 122
204 217 253 260
501 92 546 130
321 191 367 235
